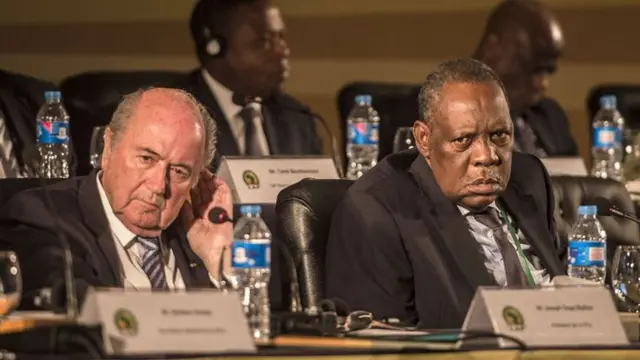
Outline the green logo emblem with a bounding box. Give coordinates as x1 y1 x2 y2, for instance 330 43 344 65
242 170 260 189
114 308 138 336
502 305 525 331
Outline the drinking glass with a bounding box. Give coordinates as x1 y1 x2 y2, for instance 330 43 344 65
0 252 22 317
611 245 640 312
89 126 106 169
393 127 415 153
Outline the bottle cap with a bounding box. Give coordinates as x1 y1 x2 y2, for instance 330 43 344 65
578 205 597 216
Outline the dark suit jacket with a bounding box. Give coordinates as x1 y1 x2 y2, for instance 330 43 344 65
0 171 213 309
174 70 322 171
324 150 566 329
516 97 579 157
0 70 76 175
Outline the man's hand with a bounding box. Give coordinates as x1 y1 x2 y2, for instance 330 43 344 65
180 170 233 281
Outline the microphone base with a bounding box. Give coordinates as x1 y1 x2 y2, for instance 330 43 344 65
271 311 339 337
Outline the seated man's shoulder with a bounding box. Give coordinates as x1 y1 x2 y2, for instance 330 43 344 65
1 177 85 217
533 97 567 119
510 151 549 184
346 151 418 204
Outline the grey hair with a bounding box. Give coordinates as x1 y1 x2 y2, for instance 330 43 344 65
417 58 507 126
108 87 217 167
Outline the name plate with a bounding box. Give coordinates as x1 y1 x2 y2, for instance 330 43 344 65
79 288 255 356
541 157 588 176
461 286 628 348
216 156 339 204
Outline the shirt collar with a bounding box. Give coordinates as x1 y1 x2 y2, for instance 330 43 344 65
457 202 499 216
201 68 244 123
96 171 137 248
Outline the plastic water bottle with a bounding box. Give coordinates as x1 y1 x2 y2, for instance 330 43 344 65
567 205 607 284
231 205 271 341
346 94 379 180
591 95 624 181
36 91 70 179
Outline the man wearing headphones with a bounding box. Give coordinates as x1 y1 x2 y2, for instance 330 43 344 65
181 0 323 170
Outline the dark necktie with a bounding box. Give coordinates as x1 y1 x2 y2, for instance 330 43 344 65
137 236 168 290
237 105 262 156
473 207 530 287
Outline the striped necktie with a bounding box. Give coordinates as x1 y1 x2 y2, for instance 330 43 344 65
137 236 168 290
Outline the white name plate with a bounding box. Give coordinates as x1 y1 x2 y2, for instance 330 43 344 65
461 286 628 348
79 288 256 356
216 156 339 204
541 157 588 176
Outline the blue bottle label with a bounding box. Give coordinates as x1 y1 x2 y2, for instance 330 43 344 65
568 240 605 267
592 126 618 149
348 122 379 145
37 121 69 145
231 240 271 269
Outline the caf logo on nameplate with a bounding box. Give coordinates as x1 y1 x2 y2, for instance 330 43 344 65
502 306 525 331
242 170 260 189
114 308 139 336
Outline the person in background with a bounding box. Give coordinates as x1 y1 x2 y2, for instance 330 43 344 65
0 70 76 177
473 0 578 157
324 58 565 329
180 0 322 170
0 88 231 309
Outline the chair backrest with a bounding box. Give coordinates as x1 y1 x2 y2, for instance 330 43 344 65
0 178 62 208
275 178 354 311
59 70 186 176
337 81 421 166
587 84 640 132
551 175 640 264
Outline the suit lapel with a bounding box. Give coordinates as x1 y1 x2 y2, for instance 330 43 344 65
260 103 281 155
521 109 556 155
500 183 565 277
77 171 122 286
166 224 211 289
409 156 496 291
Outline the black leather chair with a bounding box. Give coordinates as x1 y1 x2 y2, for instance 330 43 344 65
275 178 354 312
337 81 421 167
59 70 186 176
551 175 640 266
0 178 62 207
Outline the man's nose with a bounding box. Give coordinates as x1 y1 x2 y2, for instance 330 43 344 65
533 73 551 94
272 35 289 58
472 138 499 166
146 165 168 196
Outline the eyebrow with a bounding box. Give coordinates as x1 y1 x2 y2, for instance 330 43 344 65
137 147 193 174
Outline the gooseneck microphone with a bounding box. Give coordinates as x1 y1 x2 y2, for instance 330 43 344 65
592 197 640 224
231 93 345 179
207 206 303 313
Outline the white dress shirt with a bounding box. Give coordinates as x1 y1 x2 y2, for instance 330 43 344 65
459 202 550 286
200 69 270 155
96 174 187 290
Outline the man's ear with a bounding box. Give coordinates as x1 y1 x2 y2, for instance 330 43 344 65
413 120 431 158
101 127 113 170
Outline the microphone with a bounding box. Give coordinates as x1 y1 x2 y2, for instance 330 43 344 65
208 207 233 224
592 197 640 224
233 92 345 179
207 206 303 313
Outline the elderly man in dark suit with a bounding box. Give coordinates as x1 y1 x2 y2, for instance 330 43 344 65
0 88 233 309
324 58 566 329
178 0 322 171
473 0 577 157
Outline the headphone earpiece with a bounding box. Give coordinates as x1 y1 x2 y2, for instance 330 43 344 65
202 25 226 58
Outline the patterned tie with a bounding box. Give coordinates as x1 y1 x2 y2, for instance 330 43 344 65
137 236 168 290
237 105 263 156
473 207 530 287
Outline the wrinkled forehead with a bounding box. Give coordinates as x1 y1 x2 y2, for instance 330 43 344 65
434 82 511 131
266 7 284 31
